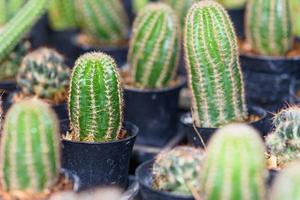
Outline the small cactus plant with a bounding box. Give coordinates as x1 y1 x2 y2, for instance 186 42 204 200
17 48 70 103
127 3 180 88
0 0 27 26
200 124 267 200
0 98 61 192
270 162 300 200
76 0 129 44
184 1 247 128
48 0 77 31
266 106 300 168
153 146 205 196
245 0 293 56
68 52 123 142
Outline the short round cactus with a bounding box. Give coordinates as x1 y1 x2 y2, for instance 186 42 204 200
200 124 267 200
153 146 205 196
68 52 123 142
17 48 70 102
0 98 61 192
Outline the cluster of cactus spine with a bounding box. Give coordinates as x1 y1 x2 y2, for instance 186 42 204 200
68 52 123 142
184 1 247 128
266 106 300 168
153 146 205 196
17 48 70 102
0 0 26 26
48 0 77 31
0 0 48 63
270 162 300 200
76 0 129 44
128 3 180 88
0 99 61 192
245 0 293 56
200 124 267 200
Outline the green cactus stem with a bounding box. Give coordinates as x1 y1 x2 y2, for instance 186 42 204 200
245 0 293 56
0 98 60 192
184 1 247 128
68 52 123 142
0 0 27 26
127 3 180 88
133 0 150 14
217 0 246 9
290 0 300 37
200 123 267 200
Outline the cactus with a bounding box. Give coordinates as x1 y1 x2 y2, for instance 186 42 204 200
184 1 247 128
76 0 129 44
290 0 300 37
245 0 293 56
128 3 180 88
48 0 77 31
217 0 246 9
133 0 150 14
200 124 267 200
0 0 27 26
153 146 205 196
266 106 300 168
0 0 48 63
17 48 70 102
270 162 300 200
68 52 123 142
0 99 61 192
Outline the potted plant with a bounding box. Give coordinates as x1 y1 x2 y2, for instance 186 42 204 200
181 1 267 147
240 0 300 111
62 52 138 190
0 98 79 200
122 2 185 149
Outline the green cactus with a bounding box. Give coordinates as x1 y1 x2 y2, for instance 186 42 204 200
266 106 300 168
270 162 300 200
127 3 180 88
0 98 61 192
133 0 150 14
0 0 27 26
48 0 77 31
184 1 247 128
153 146 205 196
0 0 48 63
200 123 267 200
76 0 129 44
245 0 293 56
68 52 123 142
17 48 70 102
290 0 300 37
217 0 246 9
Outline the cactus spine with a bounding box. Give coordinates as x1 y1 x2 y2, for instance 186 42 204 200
245 0 293 56
184 1 247 128
266 106 300 168
48 0 77 31
76 0 129 44
128 3 180 88
0 99 60 192
200 124 267 200
0 0 26 26
69 52 123 142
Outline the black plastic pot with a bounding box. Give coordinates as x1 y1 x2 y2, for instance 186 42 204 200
267 169 279 187
60 168 81 192
123 0 134 25
228 7 245 38
29 14 49 48
181 106 268 147
0 80 16 92
289 79 300 104
136 159 194 200
124 79 185 147
62 122 138 191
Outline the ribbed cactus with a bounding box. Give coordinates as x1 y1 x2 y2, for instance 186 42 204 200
217 0 246 9
0 99 60 192
0 0 27 26
290 0 300 37
270 162 300 200
153 146 204 196
128 3 180 88
200 124 267 200
48 0 77 31
76 0 129 44
266 106 300 168
17 48 70 102
68 52 123 142
133 0 150 14
245 0 293 56
184 1 247 128
0 0 48 63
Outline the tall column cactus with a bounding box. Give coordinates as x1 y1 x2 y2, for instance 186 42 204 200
127 3 180 88
76 0 129 44
0 0 26 26
184 1 247 128
0 99 60 192
68 52 123 142
245 0 293 56
200 124 267 200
